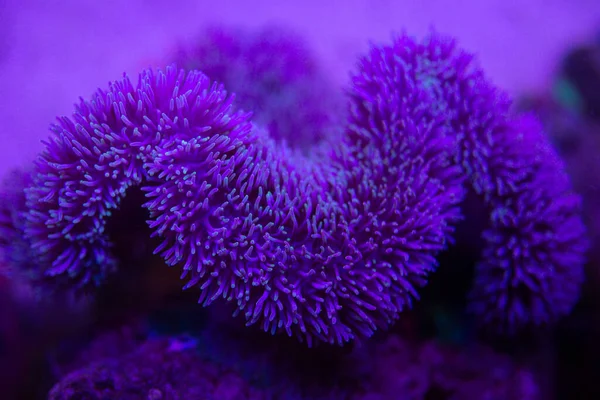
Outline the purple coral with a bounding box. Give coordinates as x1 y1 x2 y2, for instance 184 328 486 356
48 329 540 400
380 35 587 333
469 115 587 332
48 336 267 400
0 169 33 271
173 25 345 151
0 169 58 295
17 32 587 344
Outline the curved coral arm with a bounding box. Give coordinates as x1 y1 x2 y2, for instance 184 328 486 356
20 33 587 344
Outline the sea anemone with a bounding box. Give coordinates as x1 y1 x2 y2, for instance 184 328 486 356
16 32 587 344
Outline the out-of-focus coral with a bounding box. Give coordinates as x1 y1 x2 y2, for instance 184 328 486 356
47 327 540 400
6 30 587 347
0 169 36 281
516 39 600 397
172 25 345 152
0 168 90 304
518 95 600 282
48 335 268 400
0 169 105 398
363 334 539 400
0 167 93 324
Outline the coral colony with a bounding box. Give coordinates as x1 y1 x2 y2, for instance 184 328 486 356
0 29 588 353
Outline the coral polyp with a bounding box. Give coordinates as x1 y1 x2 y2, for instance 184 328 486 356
13 32 587 345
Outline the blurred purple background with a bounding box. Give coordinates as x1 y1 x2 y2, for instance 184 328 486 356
1 0 599 175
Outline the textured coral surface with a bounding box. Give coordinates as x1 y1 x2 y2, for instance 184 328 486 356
49 336 267 400
1 3 598 397
7 32 586 348
48 329 540 400
173 25 345 151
